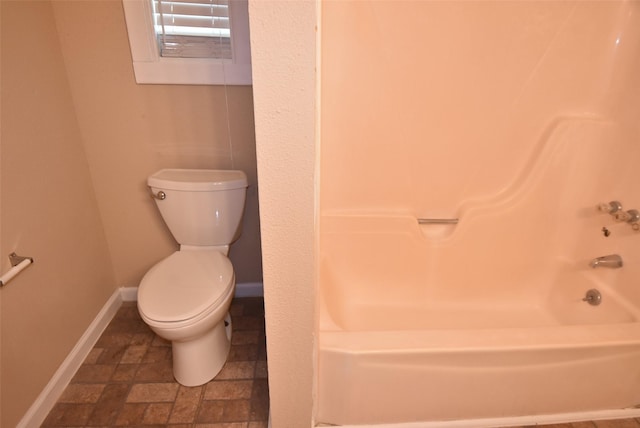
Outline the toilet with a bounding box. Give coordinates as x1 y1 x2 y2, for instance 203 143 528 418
137 168 248 386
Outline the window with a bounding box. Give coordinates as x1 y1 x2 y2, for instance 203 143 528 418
152 0 231 59
122 0 252 85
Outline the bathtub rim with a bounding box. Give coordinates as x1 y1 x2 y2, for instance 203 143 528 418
320 322 640 354
316 408 640 428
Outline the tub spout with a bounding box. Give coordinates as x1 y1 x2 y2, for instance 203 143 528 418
589 254 623 268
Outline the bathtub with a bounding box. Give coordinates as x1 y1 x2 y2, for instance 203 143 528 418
316 116 640 426
316 214 640 426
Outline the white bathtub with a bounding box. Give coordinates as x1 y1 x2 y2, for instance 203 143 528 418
316 215 640 426
316 0 640 423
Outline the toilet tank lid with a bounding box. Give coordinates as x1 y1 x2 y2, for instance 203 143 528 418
148 169 248 191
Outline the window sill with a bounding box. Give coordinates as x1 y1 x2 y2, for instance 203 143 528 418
132 58 252 85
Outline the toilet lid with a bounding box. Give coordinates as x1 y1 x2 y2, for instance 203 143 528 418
138 250 234 323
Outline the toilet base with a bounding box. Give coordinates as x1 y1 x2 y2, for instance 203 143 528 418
171 313 233 386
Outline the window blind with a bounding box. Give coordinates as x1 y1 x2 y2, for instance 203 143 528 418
152 0 232 59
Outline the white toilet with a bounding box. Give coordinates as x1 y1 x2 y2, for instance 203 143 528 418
137 168 248 386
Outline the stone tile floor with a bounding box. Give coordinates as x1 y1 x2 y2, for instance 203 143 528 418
42 297 268 427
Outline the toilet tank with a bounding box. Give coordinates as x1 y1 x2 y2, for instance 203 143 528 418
147 169 248 247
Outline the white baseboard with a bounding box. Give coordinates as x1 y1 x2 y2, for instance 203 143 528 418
120 282 263 302
17 288 124 428
235 281 264 297
120 286 138 301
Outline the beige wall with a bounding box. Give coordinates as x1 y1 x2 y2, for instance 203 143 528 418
0 1 116 426
51 0 262 287
1 0 261 425
248 1 318 427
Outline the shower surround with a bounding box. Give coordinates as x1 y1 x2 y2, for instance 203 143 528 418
317 1 640 426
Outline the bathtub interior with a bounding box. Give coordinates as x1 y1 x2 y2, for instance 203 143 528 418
320 118 640 332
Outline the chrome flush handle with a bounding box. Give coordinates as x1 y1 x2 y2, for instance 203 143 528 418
150 190 166 200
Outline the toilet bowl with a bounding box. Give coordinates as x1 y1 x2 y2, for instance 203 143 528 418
138 250 235 386
137 169 248 386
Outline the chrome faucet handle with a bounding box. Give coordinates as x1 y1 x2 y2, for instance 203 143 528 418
615 209 640 223
626 209 640 223
598 200 623 214
615 210 630 222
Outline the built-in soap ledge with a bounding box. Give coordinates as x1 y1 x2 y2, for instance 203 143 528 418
417 217 459 239
417 218 459 225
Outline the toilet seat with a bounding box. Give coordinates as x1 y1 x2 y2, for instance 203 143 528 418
138 250 234 324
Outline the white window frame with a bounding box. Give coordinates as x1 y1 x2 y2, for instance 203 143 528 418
122 0 252 85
